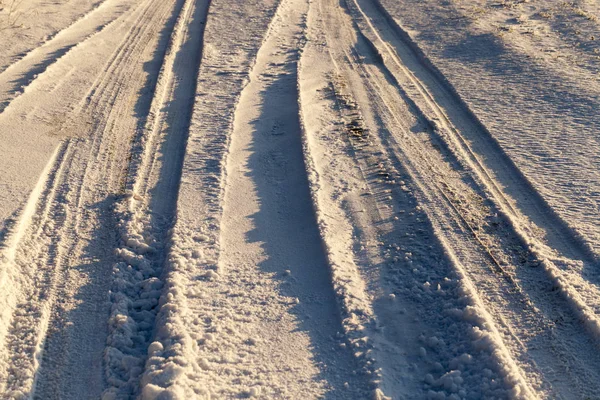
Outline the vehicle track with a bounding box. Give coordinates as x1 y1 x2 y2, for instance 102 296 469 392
310 1 533 398
33 0 192 397
310 0 600 397
138 0 369 396
190 0 367 396
102 0 210 397
0 0 597 398
360 0 600 396
350 0 600 331
300 22 503 398
36 0 196 396
134 0 302 397
0 0 172 250
0 0 108 73
0 0 188 397
0 0 154 390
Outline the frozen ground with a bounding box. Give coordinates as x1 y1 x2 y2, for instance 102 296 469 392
0 0 599 398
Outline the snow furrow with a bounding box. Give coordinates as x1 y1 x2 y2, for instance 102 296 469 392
0 0 108 73
35 0 190 395
102 0 210 397
0 0 166 243
79 0 169 112
134 0 289 397
0 140 69 362
298 5 382 396
0 0 597 397
365 0 600 266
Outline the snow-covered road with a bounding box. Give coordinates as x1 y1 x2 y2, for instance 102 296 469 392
0 0 599 398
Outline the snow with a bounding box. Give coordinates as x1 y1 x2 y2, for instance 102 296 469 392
0 0 599 398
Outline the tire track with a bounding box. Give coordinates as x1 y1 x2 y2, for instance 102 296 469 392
32 0 193 396
331 0 600 397
31 0 190 397
0 139 79 398
208 0 365 394
135 0 295 397
0 0 166 251
350 0 600 335
0 140 70 360
102 0 210 397
136 0 368 398
0 0 108 73
0 0 187 397
306 1 538 398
